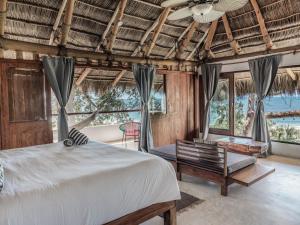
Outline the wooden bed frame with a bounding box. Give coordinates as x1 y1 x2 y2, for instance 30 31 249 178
176 140 275 196
104 201 176 225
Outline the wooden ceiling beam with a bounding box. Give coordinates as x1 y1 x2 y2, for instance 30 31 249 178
164 22 194 59
204 20 218 58
146 7 171 57
0 0 7 57
108 0 128 52
186 28 209 60
132 14 162 56
250 0 273 49
112 70 127 87
60 0 75 46
96 2 121 52
76 68 92 86
222 14 242 55
286 68 297 81
175 21 199 60
49 0 68 45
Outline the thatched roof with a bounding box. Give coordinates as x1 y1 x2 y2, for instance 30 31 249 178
234 67 300 96
4 0 300 61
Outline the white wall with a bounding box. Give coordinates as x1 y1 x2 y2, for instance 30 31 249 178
207 133 300 159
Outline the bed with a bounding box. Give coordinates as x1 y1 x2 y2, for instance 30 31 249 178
0 141 180 225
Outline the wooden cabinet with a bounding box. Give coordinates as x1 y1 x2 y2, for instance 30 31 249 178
0 59 53 150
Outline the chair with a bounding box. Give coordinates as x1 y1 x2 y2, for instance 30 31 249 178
121 121 140 143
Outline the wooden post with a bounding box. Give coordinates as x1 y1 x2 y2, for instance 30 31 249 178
49 0 68 45
61 0 75 46
0 0 7 57
108 0 128 52
222 14 242 55
146 7 171 57
250 0 273 49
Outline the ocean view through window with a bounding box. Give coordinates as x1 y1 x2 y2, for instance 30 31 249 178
209 68 300 144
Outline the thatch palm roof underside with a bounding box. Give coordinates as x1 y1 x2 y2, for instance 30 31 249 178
4 0 300 60
2 0 300 85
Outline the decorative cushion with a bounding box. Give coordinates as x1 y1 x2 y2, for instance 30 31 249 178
227 152 257 174
68 128 89 145
0 163 4 192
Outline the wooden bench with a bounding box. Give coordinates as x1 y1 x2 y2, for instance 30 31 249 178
150 140 275 196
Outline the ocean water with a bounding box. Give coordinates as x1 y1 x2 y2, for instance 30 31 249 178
238 95 300 126
210 94 300 128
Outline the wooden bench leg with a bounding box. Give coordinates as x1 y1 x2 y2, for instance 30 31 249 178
221 180 228 196
164 206 177 225
177 172 182 181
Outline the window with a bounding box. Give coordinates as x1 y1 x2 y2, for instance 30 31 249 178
209 75 233 135
150 74 167 114
208 67 300 144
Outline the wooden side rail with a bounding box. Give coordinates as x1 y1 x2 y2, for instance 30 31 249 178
104 201 176 225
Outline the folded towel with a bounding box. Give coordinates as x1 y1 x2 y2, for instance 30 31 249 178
0 163 4 192
68 128 89 145
63 138 75 147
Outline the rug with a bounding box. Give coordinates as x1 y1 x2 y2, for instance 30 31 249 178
176 192 205 213
160 191 204 217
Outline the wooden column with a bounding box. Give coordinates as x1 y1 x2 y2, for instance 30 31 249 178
108 0 128 52
222 14 242 55
0 0 7 57
49 0 68 45
146 7 171 57
61 0 75 46
250 0 273 49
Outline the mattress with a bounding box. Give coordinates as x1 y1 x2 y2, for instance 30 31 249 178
0 141 180 225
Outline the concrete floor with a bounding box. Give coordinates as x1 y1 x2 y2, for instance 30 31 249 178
105 140 300 225
141 155 300 225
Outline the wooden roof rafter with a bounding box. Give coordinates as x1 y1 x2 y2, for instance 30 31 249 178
175 21 199 60
107 0 128 52
186 28 209 60
95 2 121 52
204 20 218 58
164 22 194 59
60 0 76 46
250 0 273 50
49 0 68 45
222 14 242 55
145 7 171 57
286 68 297 80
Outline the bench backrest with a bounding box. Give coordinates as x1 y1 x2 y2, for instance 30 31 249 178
176 140 227 176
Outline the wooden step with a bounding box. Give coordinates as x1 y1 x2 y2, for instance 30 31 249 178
229 164 275 186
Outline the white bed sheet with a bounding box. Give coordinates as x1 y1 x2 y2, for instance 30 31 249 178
0 141 180 225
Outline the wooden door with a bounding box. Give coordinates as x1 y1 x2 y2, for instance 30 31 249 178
0 59 53 150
